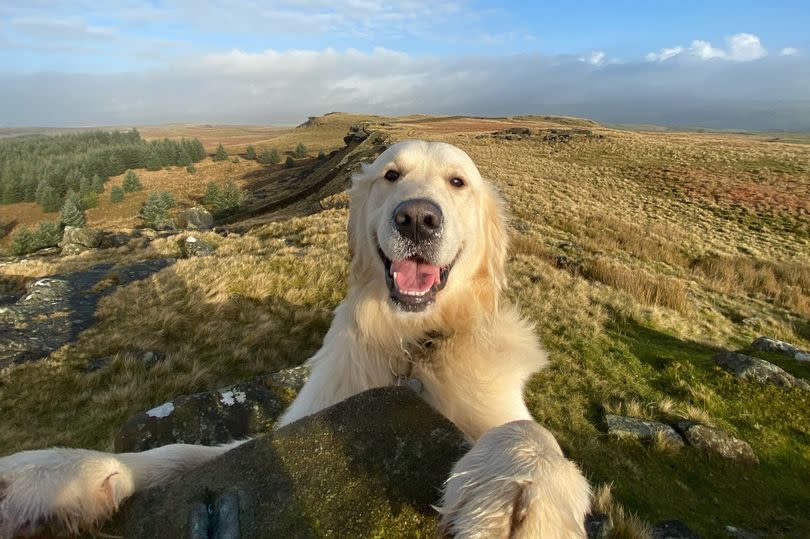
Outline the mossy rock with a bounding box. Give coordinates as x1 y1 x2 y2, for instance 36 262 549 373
114 387 467 538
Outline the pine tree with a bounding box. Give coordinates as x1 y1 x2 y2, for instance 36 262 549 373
285 156 295 168
79 176 98 209
31 221 61 251
220 181 244 210
245 145 256 160
60 193 86 227
64 168 83 192
110 185 125 203
213 144 228 162
144 148 162 171
203 182 221 206
138 192 174 228
35 180 60 213
159 191 176 210
294 143 308 158
122 170 143 192
92 174 105 193
10 226 34 256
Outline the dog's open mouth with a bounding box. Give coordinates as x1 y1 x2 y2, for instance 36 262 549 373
378 247 452 312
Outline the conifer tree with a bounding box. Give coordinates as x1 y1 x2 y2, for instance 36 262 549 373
60 192 86 227
213 144 228 162
31 221 61 250
203 182 221 206
91 174 105 193
110 185 125 203
35 180 60 212
245 145 256 160
138 192 175 228
294 143 308 158
122 170 143 192
10 226 34 256
79 176 98 209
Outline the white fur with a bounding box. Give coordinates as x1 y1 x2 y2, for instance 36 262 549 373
0 140 590 538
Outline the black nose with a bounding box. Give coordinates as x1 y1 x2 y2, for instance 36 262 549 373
393 198 443 243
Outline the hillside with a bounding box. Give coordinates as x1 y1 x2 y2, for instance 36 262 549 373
1 114 809 537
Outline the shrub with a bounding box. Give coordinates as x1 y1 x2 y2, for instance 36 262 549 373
139 191 175 228
60 191 86 227
285 156 295 168
110 185 125 203
259 148 281 165
203 181 244 215
122 170 143 192
213 144 228 162
317 150 326 160
31 221 61 251
10 226 34 256
293 143 308 158
245 145 256 160
186 164 197 174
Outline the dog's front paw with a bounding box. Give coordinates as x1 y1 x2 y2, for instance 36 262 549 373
437 420 590 539
0 448 134 537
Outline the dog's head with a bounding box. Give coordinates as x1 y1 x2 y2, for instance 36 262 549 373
348 140 507 319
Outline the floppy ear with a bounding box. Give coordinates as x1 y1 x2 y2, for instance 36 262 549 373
480 181 509 294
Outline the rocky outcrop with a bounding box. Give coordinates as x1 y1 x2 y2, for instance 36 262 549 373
606 414 685 447
176 207 215 231
115 365 310 452
114 387 467 538
676 423 759 465
0 259 174 368
714 352 810 391
750 336 810 362
59 225 100 255
487 127 603 142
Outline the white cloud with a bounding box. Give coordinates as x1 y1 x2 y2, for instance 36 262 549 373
646 33 769 63
581 50 606 66
727 33 767 61
780 47 800 57
689 40 726 60
2 46 808 130
646 46 684 62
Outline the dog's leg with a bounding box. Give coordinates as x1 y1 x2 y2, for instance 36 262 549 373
0 441 241 537
437 420 590 539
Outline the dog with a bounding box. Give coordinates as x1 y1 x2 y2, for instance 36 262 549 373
0 140 591 538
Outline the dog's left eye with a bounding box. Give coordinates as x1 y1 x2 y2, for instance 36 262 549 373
384 170 400 182
449 177 465 188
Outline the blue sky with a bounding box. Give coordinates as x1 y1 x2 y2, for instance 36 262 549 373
1 1 808 128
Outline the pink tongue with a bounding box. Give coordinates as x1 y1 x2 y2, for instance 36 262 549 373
391 258 441 293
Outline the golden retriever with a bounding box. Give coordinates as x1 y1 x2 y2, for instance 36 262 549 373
0 140 591 538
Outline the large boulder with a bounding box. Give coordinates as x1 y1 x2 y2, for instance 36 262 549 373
59 226 100 255
115 365 310 452
714 352 810 391
114 387 467 538
177 207 215 231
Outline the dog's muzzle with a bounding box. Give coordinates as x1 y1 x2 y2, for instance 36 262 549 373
377 198 454 312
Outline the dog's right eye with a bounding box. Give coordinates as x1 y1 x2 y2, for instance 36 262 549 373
384 170 400 182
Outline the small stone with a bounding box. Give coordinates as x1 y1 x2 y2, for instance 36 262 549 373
714 351 810 392
606 414 684 447
181 235 216 257
725 525 760 538
677 423 759 465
